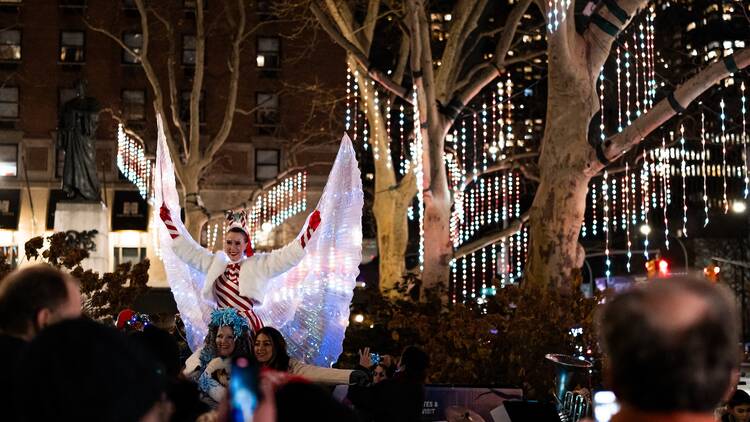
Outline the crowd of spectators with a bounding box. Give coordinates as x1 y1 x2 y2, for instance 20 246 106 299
0 264 747 422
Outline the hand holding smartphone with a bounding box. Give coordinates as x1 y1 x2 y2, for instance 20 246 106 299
229 356 262 422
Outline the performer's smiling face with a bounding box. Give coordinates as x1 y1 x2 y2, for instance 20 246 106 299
224 231 247 261
215 326 236 357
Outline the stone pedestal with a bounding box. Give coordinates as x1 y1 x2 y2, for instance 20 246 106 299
54 201 109 274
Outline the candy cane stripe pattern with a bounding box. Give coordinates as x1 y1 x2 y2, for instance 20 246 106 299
159 203 180 239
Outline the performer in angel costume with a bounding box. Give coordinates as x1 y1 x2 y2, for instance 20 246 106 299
153 114 363 368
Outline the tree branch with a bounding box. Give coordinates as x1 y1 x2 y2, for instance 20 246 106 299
202 0 246 169
595 49 750 174
310 3 414 105
436 0 489 100
187 0 207 165
362 0 381 54
149 9 189 156
460 152 539 189
100 107 146 146
84 18 139 59
452 0 533 116
453 211 530 259
584 0 648 72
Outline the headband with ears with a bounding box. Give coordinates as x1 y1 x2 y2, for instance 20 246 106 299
224 210 254 257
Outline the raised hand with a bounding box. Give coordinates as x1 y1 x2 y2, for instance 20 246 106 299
159 202 179 239
300 209 321 248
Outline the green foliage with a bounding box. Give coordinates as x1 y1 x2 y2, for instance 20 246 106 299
342 276 600 399
19 232 150 321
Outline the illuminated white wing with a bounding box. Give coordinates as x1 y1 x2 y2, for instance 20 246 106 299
153 113 213 351
255 134 363 367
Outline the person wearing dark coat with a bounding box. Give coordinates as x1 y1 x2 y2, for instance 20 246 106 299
347 345 429 422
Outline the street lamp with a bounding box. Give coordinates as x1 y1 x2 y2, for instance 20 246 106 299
639 224 652 236
732 201 747 214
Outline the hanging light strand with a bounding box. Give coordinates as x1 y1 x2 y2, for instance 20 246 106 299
720 98 728 213
680 124 688 236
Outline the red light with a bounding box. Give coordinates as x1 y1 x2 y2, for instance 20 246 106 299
658 259 669 275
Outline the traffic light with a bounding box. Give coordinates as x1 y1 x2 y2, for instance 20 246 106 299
658 259 669 276
645 258 670 278
704 263 720 283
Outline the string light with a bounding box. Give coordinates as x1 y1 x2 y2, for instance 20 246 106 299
603 171 611 280
680 125 687 236
412 87 425 271
116 123 152 200
720 98 728 213
344 66 352 132
642 150 650 259
616 46 623 132
625 163 631 271
246 172 307 244
661 135 670 250
741 81 748 198
547 0 571 32
701 109 709 226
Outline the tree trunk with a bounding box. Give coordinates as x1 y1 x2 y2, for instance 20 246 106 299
525 40 596 290
353 64 417 294
421 191 453 290
180 168 207 241
421 119 453 290
373 189 411 294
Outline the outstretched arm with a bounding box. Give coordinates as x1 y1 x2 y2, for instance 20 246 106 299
160 202 214 273
250 210 321 280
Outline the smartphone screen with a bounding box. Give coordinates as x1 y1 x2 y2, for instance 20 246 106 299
229 356 262 422
370 353 381 365
593 391 620 422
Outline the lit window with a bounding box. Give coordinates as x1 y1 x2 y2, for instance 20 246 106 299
60 31 85 63
256 37 280 69
0 87 18 119
255 149 279 181
182 35 196 65
122 90 145 121
0 30 20 61
122 32 142 64
0 144 17 176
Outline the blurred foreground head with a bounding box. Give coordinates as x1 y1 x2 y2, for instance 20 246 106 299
14 318 168 422
0 264 81 340
598 276 740 413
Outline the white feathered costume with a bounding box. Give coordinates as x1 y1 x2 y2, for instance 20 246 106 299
153 113 364 368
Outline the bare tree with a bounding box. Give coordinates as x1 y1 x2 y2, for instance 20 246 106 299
87 0 339 238
311 0 748 291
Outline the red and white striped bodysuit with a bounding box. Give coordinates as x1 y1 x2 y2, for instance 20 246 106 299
214 262 264 333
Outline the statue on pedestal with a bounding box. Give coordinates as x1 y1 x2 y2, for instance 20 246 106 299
57 79 101 201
